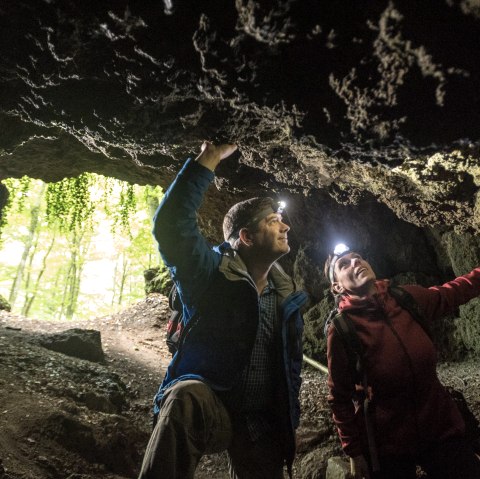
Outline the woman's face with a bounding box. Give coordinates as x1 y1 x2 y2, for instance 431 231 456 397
332 251 376 296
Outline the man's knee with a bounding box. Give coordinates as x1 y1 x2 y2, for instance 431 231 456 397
159 380 227 430
157 380 232 453
164 380 211 400
161 380 212 416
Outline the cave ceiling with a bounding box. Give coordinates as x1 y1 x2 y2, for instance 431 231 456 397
1 0 480 233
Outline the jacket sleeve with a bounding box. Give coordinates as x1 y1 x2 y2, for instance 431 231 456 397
153 158 222 306
327 324 363 457
403 267 480 322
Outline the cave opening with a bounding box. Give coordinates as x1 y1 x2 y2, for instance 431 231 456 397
0 174 164 321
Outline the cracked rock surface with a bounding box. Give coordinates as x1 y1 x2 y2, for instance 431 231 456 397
1 0 480 230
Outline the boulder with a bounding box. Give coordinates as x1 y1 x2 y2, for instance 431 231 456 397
39 329 105 363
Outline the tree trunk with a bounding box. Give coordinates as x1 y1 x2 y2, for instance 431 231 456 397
117 252 129 305
22 233 56 317
64 228 90 320
8 184 46 307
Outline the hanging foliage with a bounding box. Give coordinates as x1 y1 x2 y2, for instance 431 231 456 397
0 173 166 320
45 174 95 233
1 176 32 215
0 177 33 242
114 183 137 235
4 174 164 238
101 176 115 217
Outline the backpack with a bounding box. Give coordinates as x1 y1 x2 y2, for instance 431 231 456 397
166 284 184 356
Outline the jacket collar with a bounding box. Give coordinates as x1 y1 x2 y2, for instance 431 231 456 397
338 279 390 313
218 246 296 302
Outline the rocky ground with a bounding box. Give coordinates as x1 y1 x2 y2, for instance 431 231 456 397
0 294 479 479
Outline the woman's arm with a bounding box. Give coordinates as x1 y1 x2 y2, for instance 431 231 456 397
403 267 480 321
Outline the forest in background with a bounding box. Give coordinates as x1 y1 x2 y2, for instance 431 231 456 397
0 174 164 321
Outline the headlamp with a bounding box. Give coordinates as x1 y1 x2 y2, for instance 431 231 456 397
333 243 349 256
240 200 287 238
328 243 350 284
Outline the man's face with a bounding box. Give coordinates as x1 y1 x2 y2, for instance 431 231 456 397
249 213 290 259
332 252 376 296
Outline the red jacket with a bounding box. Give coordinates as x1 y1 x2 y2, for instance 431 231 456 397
327 268 480 458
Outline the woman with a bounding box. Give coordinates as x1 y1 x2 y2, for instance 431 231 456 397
324 244 480 479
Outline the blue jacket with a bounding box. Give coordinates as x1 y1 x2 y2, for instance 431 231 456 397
152 158 308 467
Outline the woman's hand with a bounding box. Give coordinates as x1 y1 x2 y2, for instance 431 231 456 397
350 455 370 479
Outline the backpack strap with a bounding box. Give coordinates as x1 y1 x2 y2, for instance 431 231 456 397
323 308 339 337
332 313 380 472
331 312 364 386
166 285 184 356
388 285 433 341
331 312 380 472
169 284 182 312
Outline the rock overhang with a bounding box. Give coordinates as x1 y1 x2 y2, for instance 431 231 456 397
1 0 480 232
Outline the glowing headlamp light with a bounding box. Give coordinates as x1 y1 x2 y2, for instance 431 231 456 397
328 243 350 284
239 200 288 240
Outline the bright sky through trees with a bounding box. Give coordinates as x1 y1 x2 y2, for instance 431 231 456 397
0 175 163 320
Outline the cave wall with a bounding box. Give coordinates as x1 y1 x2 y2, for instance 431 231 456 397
284 190 480 360
1 0 480 357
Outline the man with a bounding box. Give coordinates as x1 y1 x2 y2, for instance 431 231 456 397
138 141 308 479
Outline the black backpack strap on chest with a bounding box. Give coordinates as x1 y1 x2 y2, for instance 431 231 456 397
331 312 380 473
388 285 433 341
331 313 364 386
